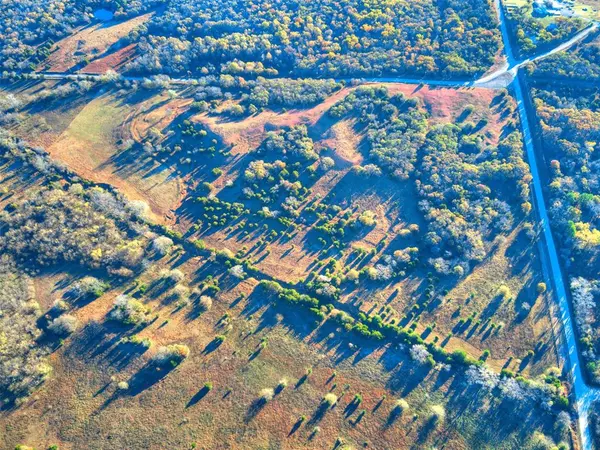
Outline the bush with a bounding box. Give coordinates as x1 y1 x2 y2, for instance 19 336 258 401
121 335 152 348
393 399 409 414
198 296 213 311
0 261 51 403
555 395 569 410
537 282 547 294
429 404 446 426
109 294 151 325
70 276 109 298
345 269 360 282
276 378 288 393
322 392 338 407
127 200 151 220
216 248 236 261
228 264 246 279
528 431 557 450
162 269 185 285
192 239 206 251
171 284 190 301
152 236 174 256
357 210 376 227
451 349 477 366
224 104 246 117
51 299 69 314
319 156 335 171
48 314 79 336
152 344 190 367
260 388 275 402
497 285 512 300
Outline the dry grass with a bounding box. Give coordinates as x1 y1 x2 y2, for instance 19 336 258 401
0 254 562 450
39 91 184 224
575 1 600 19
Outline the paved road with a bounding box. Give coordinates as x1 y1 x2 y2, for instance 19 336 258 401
513 77 599 450
29 0 597 92
31 71 480 89
492 0 600 446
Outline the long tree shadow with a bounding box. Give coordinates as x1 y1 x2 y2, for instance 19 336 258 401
202 335 226 355
343 397 361 418
244 397 270 423
186 384 212 408
240 286 315 340
125 362 176 396
413 416 440 447
106 340 150 370
288 416 305 436
65 320 148 370
384 404 408 430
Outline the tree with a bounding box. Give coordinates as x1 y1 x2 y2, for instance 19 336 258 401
109 295 151 325
152 344 190 366
152 236 174 256
48 314 79 336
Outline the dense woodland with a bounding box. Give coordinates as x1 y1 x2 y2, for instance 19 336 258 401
125 0 501 78
0 257 50 407
329 86 428 178
533 87 600 382
1 0 502 78
0 0 89 70
185 76 344 117
533 88 600 279
532 32 600 82
0 129 157 406
329 86 529 272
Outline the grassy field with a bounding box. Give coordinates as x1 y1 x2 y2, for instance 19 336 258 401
0 79 572 450
575 0 600 19
4 83 185 225
48 92 183 224
0 249 567 450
